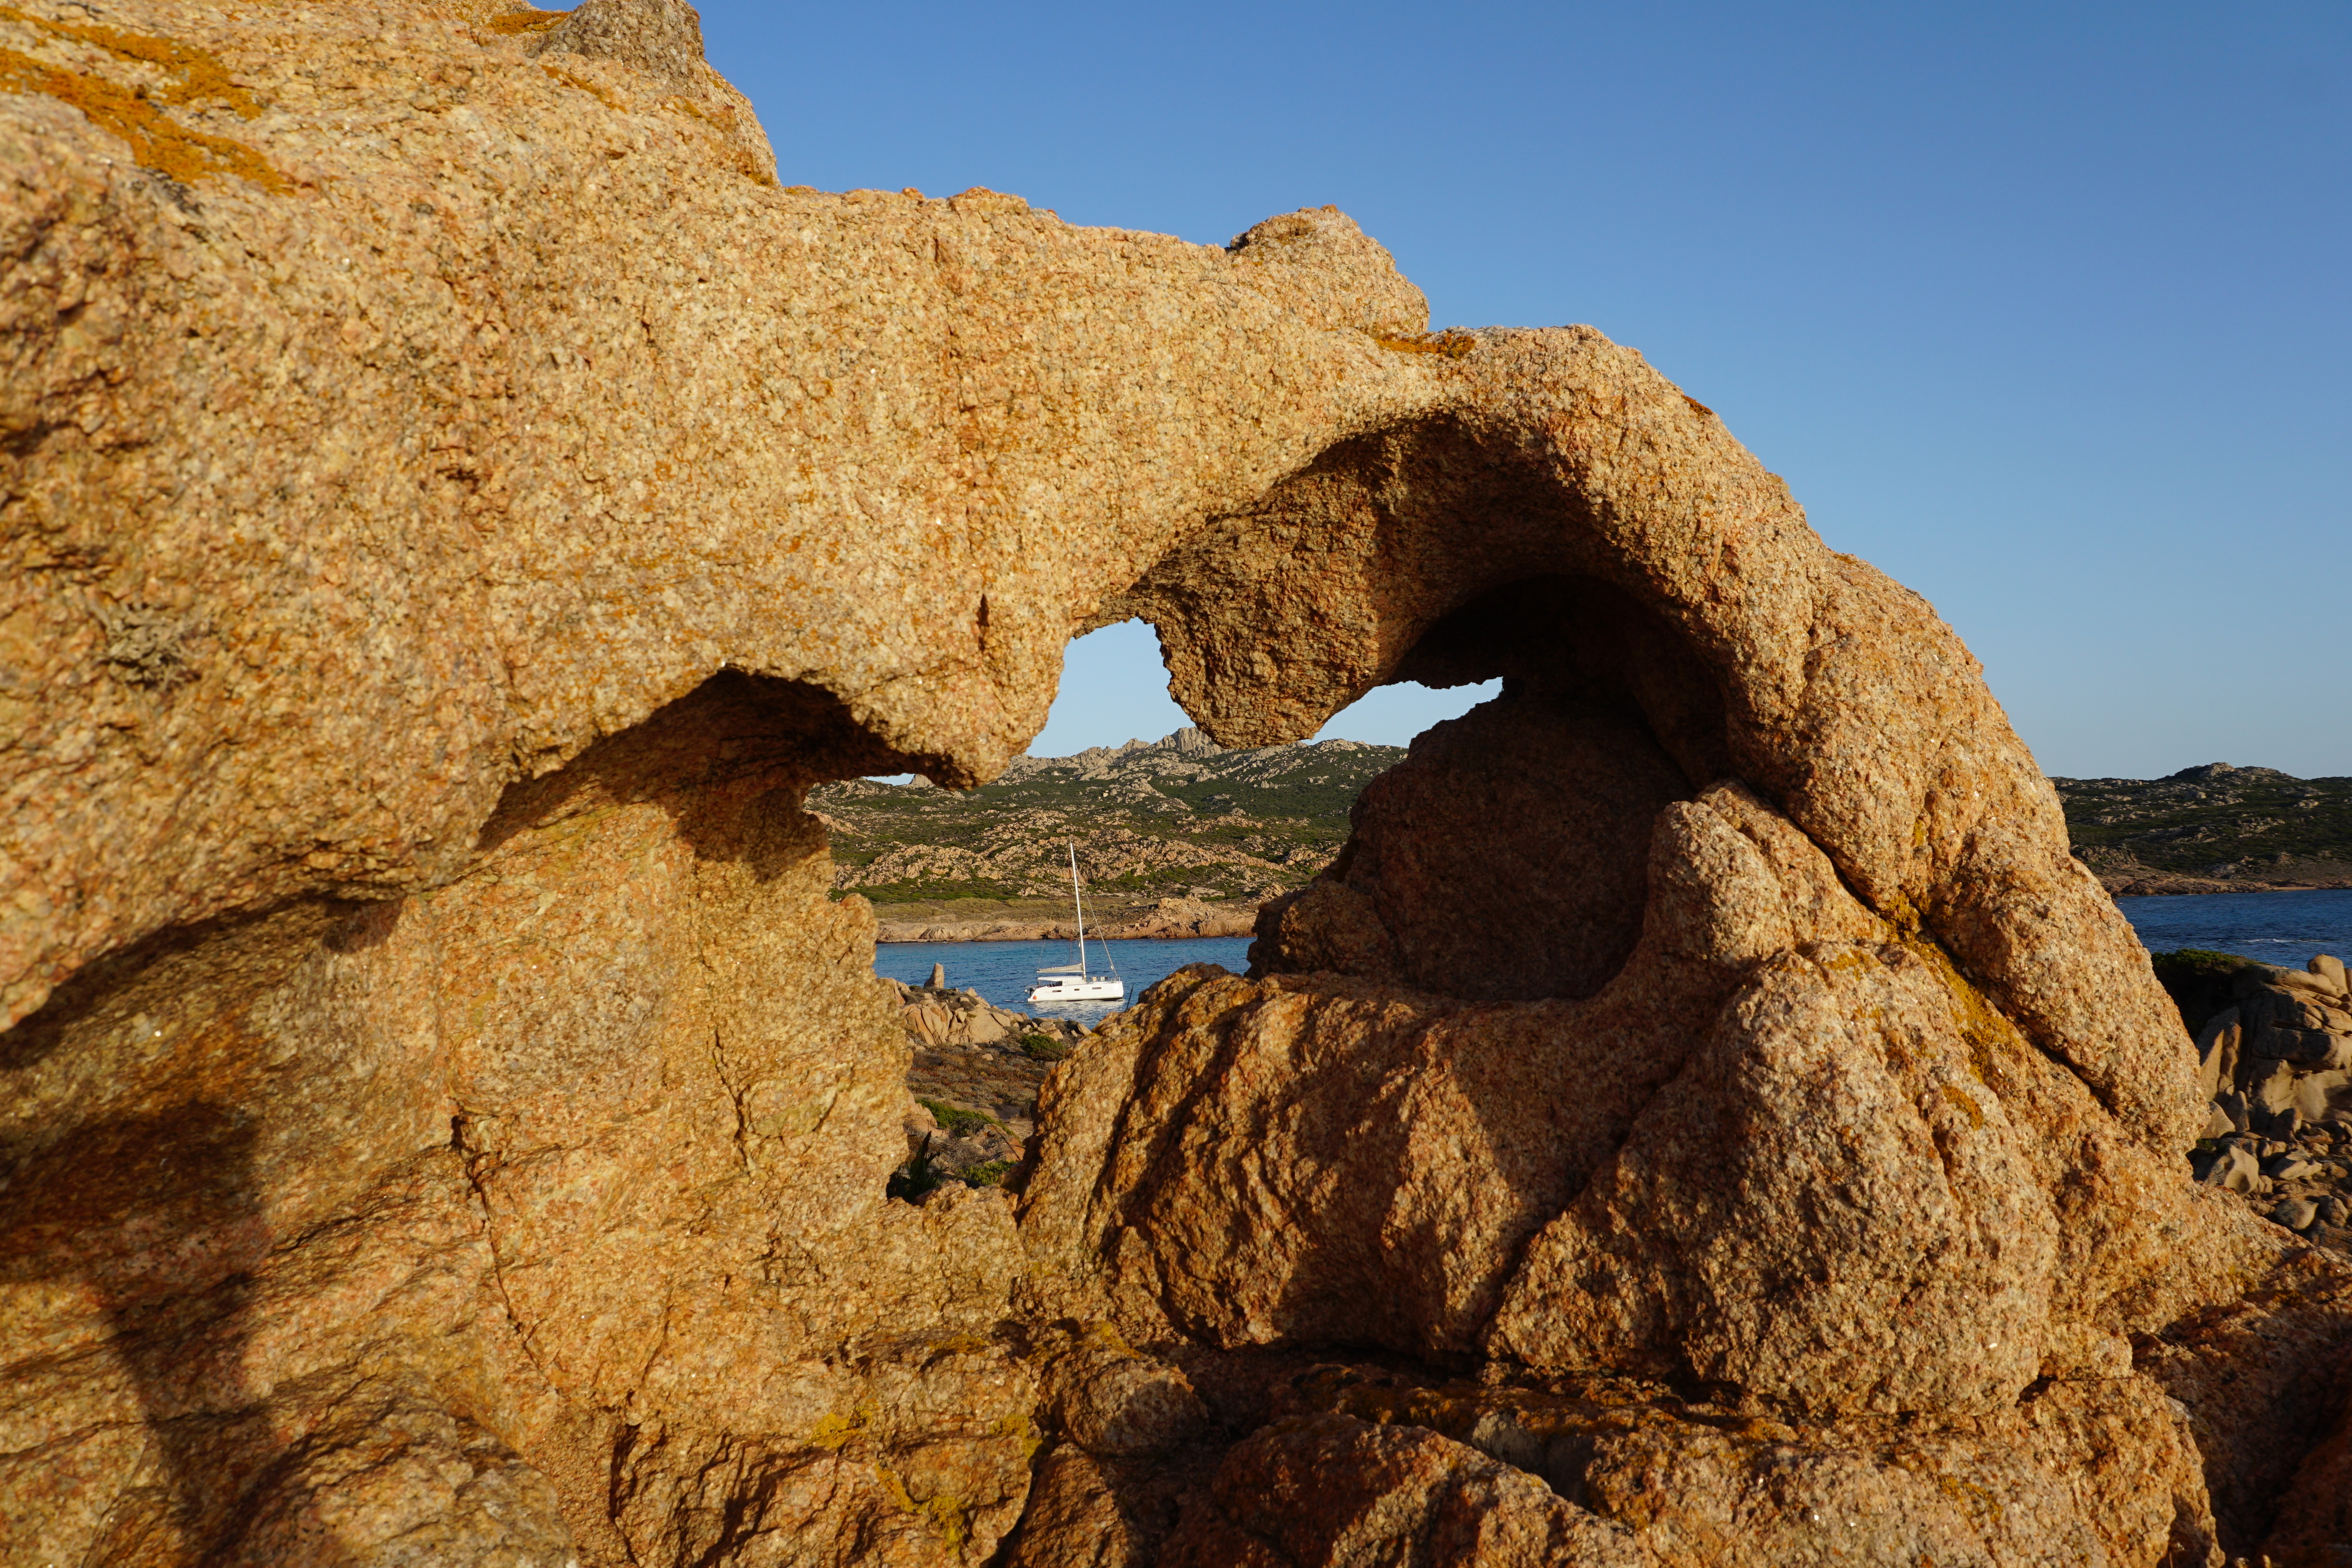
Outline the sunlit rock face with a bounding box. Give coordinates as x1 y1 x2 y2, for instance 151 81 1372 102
5 0 2347 1563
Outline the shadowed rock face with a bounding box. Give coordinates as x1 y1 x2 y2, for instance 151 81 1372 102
1264 688 1690 1003
6 1 2352 1563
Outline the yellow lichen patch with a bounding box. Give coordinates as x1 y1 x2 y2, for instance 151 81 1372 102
540 61 627 112
0 5 262 116
872 1467 971 1547
1940 1082 1986 1129
922 1493 970 1551
1375 328 1478 359
1936 1469 2005 1526
488 6 567 34
991 1410 1044 1463
0 45 288 191
1082 1319 1134 1355
660 92 734 132
1902 931 2031 1089
873 1464 916 1513
806 1402 875 1450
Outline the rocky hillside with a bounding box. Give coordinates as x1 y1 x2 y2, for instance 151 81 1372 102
2056 763 2352 894
823 744 2352 918
811 726 1404 924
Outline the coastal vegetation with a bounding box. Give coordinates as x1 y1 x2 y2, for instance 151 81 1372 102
2057 764 2352 892
811 727 1405 922
826 741 2352 913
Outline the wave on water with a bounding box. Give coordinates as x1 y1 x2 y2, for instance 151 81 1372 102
2114 887 2352 971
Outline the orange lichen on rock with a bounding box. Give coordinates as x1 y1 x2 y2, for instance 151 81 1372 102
487 6 570 34
1374 327 1480 357
0 4 263 115
0 44 285 189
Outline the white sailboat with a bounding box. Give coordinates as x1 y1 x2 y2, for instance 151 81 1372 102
1027 843 1125 1004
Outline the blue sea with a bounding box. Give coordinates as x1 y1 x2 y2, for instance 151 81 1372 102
2114 887 2352 974
872 891 2352 1023
873 937 1254 1025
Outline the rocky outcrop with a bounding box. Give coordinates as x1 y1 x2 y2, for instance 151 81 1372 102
892 977 1087 1052
5 0 2348 1561
2187 956 2352 1235
893 978 1078 1184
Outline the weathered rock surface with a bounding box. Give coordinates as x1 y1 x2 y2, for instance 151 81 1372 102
1026 781 2267 1407
1153 1367 2223 1568
6 0 2350 1560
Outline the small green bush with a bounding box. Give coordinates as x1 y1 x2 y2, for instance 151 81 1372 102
1018 1033 1071 1062
918 1097 995 1138
962 1160 1014 1188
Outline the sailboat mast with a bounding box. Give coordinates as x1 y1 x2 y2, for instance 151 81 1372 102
1069 842 1088 975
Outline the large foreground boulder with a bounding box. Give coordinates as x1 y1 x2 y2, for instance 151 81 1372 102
4 0 2348 1562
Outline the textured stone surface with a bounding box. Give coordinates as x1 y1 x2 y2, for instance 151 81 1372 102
1150 1386 2223 1568
0 677 1035 1563
0 0 1437 1035
1160 1412 1648 1568
2 0 2338 1559
1026 782 2269 1416
1252 691 1690 1001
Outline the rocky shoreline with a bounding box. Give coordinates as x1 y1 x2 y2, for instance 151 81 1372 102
875 895 1259 942
2102 868 2352 897
886 977 1083 1189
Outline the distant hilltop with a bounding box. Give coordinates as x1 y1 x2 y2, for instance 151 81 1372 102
812 728 1400 918
2054 764 2352 894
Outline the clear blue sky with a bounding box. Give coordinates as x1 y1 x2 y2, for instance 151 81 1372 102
693 0 2350 779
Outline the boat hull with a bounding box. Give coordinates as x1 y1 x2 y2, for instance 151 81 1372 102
1027 979 1125 1003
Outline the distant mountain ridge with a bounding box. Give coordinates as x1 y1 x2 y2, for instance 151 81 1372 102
815 735 2352 913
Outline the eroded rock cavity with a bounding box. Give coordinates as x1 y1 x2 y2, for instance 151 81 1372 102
8 1 2352 1562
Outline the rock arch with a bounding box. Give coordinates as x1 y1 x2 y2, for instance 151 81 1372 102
2 0 2346 1562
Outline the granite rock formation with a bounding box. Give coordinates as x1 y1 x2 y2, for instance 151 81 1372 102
2187 956 2352 1237
7 0 2352 1563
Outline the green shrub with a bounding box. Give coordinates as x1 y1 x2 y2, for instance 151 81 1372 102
962 1160 1014 1188
917 1097 995 1138
1018 1033 1071 1062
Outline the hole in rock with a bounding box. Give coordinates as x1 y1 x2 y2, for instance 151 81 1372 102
829 619 1502 1012
823 621 1499 1194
